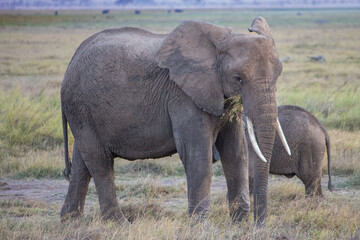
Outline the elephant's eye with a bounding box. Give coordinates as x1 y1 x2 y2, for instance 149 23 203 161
233 75 242 84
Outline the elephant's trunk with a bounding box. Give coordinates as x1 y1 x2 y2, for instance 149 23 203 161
252 111 276 227
243 86 277 227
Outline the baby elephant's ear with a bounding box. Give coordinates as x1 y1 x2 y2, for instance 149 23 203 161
248 16 272 38
155 21 232 116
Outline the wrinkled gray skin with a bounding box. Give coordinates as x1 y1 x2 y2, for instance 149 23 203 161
60 17 282 226
248 105 334 197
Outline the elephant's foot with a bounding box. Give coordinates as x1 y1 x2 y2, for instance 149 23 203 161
305 190 323 198
305 182 323 198
254 212 269 228
231 209 250 223
60 204 82 222
101 206 130 226
189 211 208 225
229 193 250 223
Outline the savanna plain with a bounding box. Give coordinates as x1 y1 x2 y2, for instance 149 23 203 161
0 8 359 239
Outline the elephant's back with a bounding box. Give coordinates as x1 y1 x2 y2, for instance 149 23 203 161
61 26 168 99
277 105 326 147
278 105 326 140
61 27 167 106
67 27 166 68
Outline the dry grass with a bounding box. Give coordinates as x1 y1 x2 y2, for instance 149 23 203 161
0 180 359 239
326 130 360 176
114 157 185 178
0 146 64 179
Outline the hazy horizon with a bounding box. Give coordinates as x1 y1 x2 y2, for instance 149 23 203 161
1 0 360 10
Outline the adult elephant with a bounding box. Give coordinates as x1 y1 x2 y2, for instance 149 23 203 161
60 17 289 226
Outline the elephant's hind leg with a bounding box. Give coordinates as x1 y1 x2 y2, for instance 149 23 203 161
75 129 128 224
298 170 323 197
302 176 323 197
61 141 91 220
305 179 323 197
298 154 323 197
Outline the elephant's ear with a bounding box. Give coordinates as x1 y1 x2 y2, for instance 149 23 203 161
248 16 272 38
155 21 232 116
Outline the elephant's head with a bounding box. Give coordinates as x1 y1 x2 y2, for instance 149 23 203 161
156 17 289 225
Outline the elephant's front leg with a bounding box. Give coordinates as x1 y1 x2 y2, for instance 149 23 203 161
173 127 213 221
216 119 250 222
185 148 212 220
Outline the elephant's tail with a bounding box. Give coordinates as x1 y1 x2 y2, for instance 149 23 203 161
325 131 334 192
62 105 71 181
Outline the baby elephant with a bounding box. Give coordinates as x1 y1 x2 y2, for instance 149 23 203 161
247 105 334 197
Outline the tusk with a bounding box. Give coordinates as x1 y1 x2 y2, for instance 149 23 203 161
246 116 267 163
276 118 291 156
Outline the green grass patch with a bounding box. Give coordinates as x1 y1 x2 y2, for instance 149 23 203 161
336 174 360 189
114 157 185 178
213 162 225 176
0 89 62 149
114 179 186 199
0 147 64 179
277 85 360 131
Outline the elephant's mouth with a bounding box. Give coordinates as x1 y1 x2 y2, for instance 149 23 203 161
223 88 242 99
229 89 242 98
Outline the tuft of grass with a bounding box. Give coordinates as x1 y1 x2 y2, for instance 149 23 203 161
0 89 63 149
114 157 226 178
341 174 360 189
0 200 53 218
114 157 185 178
0 147 64 179
213 162 224 176
266 181 360 239
324 129 360 176
115 178 186 200
268 181 305 202
119 201 176 223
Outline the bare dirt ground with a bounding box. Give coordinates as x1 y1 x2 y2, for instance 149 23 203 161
0 177 226 208
1 175 358 212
